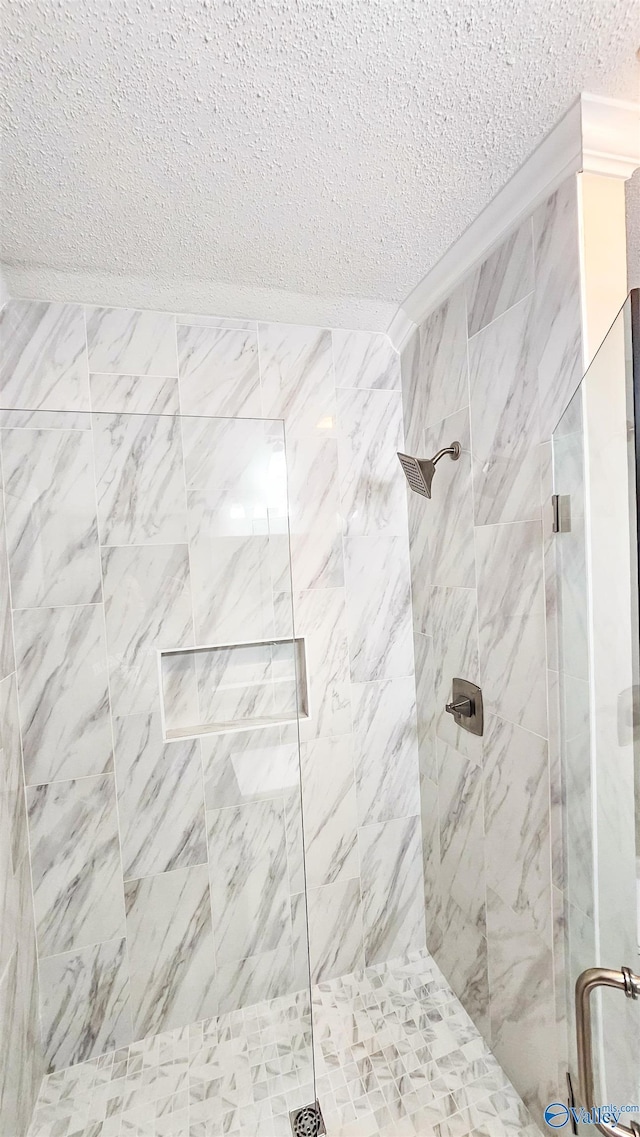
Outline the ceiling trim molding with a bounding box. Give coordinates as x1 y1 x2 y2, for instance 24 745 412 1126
388 92 640 351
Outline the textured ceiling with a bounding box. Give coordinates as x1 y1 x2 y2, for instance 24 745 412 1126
1 0 639 324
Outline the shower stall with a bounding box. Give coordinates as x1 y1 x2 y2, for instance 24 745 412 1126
0 304 542 1137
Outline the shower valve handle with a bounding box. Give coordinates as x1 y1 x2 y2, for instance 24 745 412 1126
445 696 474 718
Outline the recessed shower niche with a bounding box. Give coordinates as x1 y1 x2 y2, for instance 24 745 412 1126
158 636 310 741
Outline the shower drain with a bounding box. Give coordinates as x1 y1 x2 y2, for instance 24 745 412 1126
289 1100 326 1137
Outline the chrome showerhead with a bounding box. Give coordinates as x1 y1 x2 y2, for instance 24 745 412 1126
397 442 461 498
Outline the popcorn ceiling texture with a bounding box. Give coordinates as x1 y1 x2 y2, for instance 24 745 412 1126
1 0 639 327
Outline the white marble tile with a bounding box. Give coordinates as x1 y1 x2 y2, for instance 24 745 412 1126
201 725 299 809
259 324 335 437
486 887 557 1121
285 786 305 897
466 220 535 336
216 946 295 1014
206 798 289 964
483 714 552 946
86 308 178 376
186 520 274 643
0 671 27 874
469 295 541 525
0 299 90 411
343 536 413 682
2 427 101 608
93 411 187 546
475 521 547 738
0 408 90 430
561 674 593 922
428 586 482 764
532 178 583 440
399 328 423 458
286 434 343 590
39 938 132 1071
114 712 207 880
351 676 420 826
300 735 358 888
101 543 194 718
359 815 425 965
89 373 179 414
27 774 125 957
414 631 437 783
420 774 440 942
432 893 490 1040
13 604 112 786
0 493 15 684
0 854 42 1130
438 741 485 931
177 325 260 417
410 407 475 596
421 285 469 428
125 865 217 1037
332 330 400 391
552 402 590 683
306 878 364 983
337 387 407 537
194 640 293 729
293 588 351 741
181 416 283 535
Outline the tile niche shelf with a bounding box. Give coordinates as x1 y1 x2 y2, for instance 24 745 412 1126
158 636 309 742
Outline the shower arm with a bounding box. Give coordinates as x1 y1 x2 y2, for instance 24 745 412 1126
431 443 461 465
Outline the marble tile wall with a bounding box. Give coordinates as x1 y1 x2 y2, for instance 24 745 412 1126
0 343 44 1131
401 175 584 1125
0 299 424 1079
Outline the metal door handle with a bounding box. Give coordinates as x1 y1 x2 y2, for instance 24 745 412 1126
575 966 640 1135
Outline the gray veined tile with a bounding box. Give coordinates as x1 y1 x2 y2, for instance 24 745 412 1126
286 433 344 590
400 328 423 458
13 604 113 785
306 878 364 983
420 285 469 428
93 411 188 545
86 307 178 376
27 774 125 957
2 427 101 609
532 179 583 440
0 853 43 1128
177 324 260 417
429 586 482 764
469 295 541 525
332 330 400 391
359 815 425 966
300 735 358 888
437 741 485 931
293 588 351 742
475 521 547 738
414 632 437 783
486 887 557 1121
216 947 295 1014
0 492 15 684
465 219 535 336
177 313 258 330
89 372 179 414
343 536 413 682
0 299 90 411
186 518 274 644
114 713 207 880
419 775 441 946
0 671 27 874
101 543 194 718
181 416 282 534
351 676 420 826
337 387 407 537
259 324 335 437
125 865 217 1037
200 725 299 810
39 938 132 1071
206 798 290 964
483 714 552 946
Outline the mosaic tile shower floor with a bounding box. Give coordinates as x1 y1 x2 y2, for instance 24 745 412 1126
27 950 542 1137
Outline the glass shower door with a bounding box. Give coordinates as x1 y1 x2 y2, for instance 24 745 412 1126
0 402 316 1134
552 292 640 1133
